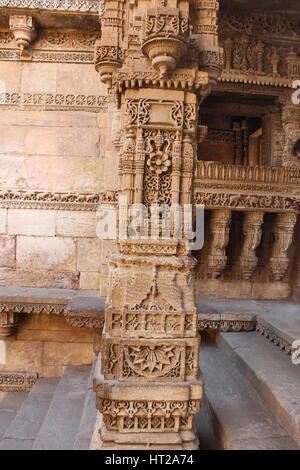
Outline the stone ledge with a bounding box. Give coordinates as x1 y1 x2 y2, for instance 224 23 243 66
0 287 298 357
65 296 105 329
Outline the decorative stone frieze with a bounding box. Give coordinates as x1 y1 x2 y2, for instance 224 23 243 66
0 92 108 111
0 0 100 11
256 322 292 355
0 190 117 211
195 192 296 212
0 371 38 391
198 319 256 332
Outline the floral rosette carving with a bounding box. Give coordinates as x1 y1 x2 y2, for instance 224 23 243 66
124 344 181 378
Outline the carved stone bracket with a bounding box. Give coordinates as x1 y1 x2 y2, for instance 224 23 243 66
141 7 190 78
208 209 232 279
270 213 298 281
9 15 36 57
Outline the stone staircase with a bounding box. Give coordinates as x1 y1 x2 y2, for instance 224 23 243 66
0 288 299 450
0 364 97 450
0 335 299 450
195 333 300 450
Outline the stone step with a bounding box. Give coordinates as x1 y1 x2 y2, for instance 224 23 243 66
32 365 91 450
73 363 97 450
0 378 59 450
256 305 300 354
194 394 221 450
0 391 28 440
218 331 300 447
199 336 299 450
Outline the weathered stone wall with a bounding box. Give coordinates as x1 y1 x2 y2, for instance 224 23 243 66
0 60 114 290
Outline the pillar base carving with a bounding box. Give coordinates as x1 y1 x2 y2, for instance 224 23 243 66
93 251 203 450
93 358 203 449
93 411 200 450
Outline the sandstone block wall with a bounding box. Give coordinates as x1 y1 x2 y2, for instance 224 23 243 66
2 313 95 377
0 60 114 290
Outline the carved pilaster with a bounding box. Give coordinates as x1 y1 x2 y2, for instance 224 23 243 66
239 212 264 280
208 209 231 279
94 0 124 87
194 0 223 83
270 213 297 281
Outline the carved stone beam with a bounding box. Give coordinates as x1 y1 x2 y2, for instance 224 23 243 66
239 211 264 280
208 209 232 279
9 15 36 57
0 311 19 338
270 212 298 281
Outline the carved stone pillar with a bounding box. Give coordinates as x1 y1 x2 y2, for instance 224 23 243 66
280 96 300 168
233 121 243 165
208 209 231 279
194 0 223 84
270 213 298 281
239 212 264 280
93 0 222 450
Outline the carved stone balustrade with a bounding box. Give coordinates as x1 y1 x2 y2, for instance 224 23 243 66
195 161 300 212
195 161 299 285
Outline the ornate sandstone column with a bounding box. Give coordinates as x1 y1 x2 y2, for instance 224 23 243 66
270 213 297 281
279 96 300 168
93 0 222 450
207 209 231 279
239 212 264 281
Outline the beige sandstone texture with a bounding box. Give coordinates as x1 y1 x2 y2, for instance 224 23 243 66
0 0 299 451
